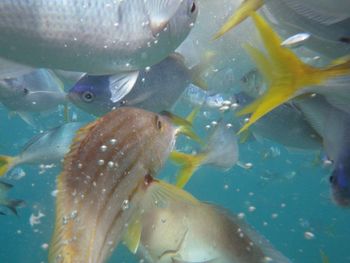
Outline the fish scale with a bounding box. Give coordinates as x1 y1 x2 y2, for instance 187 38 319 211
0 0 198 74
49 107 179 263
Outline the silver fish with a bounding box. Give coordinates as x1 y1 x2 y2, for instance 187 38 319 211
68 54 193 116
184 84 228 109
0 0 198 75
295 95 350 206
0 122 84 177
0 69 66 113
0 181 24 216
124 179 291 263
261 0 350 58
233 92 322 151
281 33 311 48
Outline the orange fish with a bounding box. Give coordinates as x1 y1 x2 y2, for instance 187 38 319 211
48 107 196 263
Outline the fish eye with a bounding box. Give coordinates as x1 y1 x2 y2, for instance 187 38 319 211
154 115 163 131
82 91 94 103
190 2 196 13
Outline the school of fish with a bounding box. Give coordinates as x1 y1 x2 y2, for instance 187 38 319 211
0 0 349 262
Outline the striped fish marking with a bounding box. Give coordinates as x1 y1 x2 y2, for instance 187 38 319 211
49 107 177 263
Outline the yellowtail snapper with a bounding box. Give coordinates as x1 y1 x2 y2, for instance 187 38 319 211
235 13 350 133
0 122 84 177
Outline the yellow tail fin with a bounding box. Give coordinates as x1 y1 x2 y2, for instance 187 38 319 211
214 0 264 39
237 13 350 134
0 155 15 177
170 151 206 188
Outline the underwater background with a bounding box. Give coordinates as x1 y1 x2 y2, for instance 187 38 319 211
0 0 350 262
0 96 349 263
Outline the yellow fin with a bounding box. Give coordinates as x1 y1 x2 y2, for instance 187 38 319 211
161 111 202 144
236 12 350 134
186 106 201 124
239 129 252 143
320 250 330 263
123 218 142 254
170 151 206 188
150 179 200 205
0 155 15 177
213 0 264 39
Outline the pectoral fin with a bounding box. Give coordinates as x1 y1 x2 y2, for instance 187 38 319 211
123 217 142 254
109 71 139 103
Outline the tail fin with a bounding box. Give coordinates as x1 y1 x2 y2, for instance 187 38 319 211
6 199 25 216
213 0 264 39
161 111 202 145
170 151 206 188
0 155 15 177
236 13 350 134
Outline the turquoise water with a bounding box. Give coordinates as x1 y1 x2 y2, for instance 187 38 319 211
0 1 350 263
0 98 349 263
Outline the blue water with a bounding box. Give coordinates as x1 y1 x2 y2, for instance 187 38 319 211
0 97 349 263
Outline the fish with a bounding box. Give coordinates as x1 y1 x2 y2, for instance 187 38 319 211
234 91 322 151
260 0 350 58
48 107 198 263
68 52 213 116
214 0 264 39
123 179 292 263
240 68 266 98
0 69 67 124
234 13 350 133
294 95 350 207
0 122 84 177
0 181 24 216
68 53 206 116
0 0 198 75
281 33 311 48
170 121 238 188
214 0 350 58
184 84 228 109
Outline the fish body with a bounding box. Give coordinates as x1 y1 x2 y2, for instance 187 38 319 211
234 92 322 150
0 181 24 215
0 69 66 113
171 121 238 187
215 0 350 58
184 84 227 109
68 54 192 116
281 33 310 48
0 0 198 74
295 95 350 206
0 122 84 176
126 180 291 263
235 13 350 134
261 0 350 58
49 108 182 263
